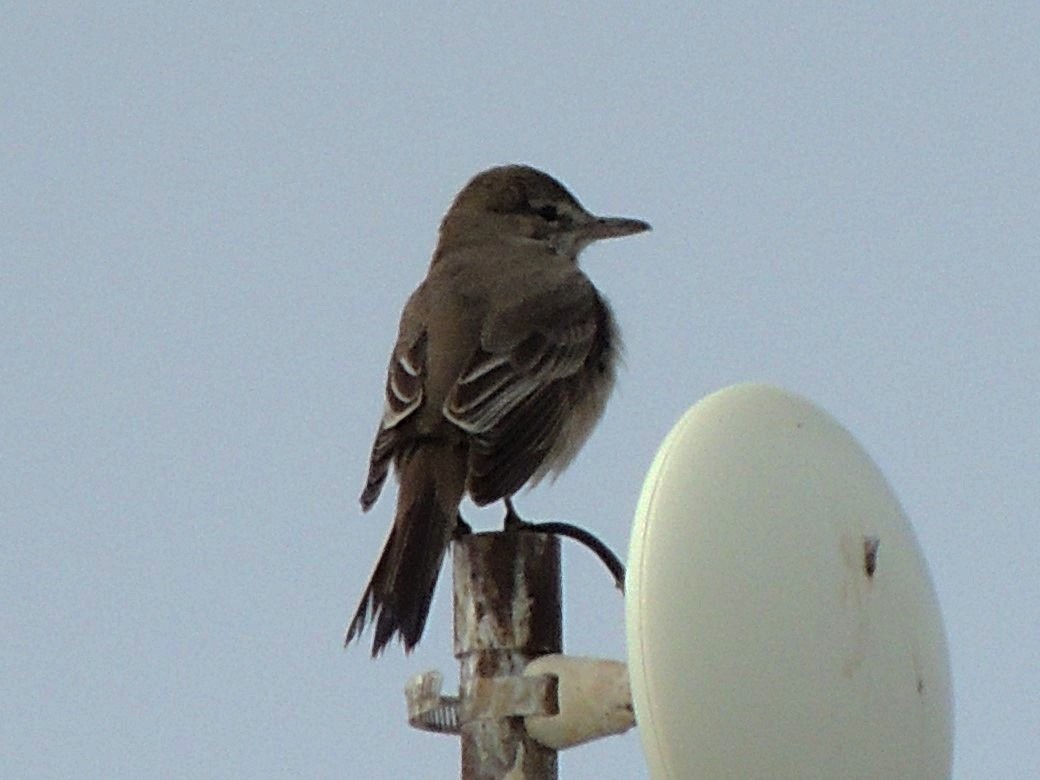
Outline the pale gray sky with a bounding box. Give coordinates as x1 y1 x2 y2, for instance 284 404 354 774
3 4 1037 778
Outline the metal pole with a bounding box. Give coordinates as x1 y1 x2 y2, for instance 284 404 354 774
453 531 561 779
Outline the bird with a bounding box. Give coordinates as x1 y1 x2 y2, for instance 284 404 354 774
346 164 650 655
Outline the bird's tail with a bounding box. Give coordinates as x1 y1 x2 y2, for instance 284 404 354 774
345 442 466 655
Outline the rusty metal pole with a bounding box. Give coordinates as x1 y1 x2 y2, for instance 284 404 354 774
453 531 562 780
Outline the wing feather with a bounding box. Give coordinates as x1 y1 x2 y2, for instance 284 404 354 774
359 329 428 510
445 282 611 504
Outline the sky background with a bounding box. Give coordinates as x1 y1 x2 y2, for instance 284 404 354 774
3 4 1037 778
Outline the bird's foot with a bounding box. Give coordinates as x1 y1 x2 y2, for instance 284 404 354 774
453 514 472 540
503 498 530 531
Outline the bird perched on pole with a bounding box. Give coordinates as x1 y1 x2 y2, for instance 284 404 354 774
346 164 650 655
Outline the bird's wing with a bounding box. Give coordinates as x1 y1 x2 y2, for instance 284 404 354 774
445 279 609 504
359 319 428 512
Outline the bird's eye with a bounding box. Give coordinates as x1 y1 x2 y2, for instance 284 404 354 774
534 205 560 222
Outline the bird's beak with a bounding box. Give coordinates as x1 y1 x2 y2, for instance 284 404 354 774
580 215 652 242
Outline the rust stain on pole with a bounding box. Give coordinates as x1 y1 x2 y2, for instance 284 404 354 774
454 531 561 779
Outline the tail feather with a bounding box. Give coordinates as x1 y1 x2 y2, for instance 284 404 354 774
346 444 465 655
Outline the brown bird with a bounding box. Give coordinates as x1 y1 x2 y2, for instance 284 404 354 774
346 164 650 655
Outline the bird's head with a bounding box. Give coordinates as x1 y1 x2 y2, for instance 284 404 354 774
438 165 650 258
